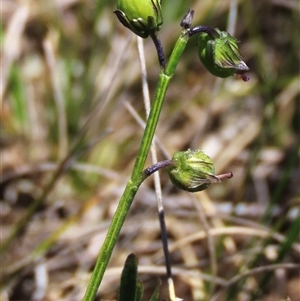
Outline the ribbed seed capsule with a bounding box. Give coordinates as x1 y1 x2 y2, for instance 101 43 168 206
166 149 220 192
198 28 249 80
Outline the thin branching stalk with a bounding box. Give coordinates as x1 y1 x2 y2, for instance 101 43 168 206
137 36 176 300
83 8 244 300
82 24 191 301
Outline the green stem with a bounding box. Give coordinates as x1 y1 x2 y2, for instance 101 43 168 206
82 31 189 301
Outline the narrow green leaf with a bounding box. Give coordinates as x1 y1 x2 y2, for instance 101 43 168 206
149 279 162 301
135 279 144 301
118 253 138 301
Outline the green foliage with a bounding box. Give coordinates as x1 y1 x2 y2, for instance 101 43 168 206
148 279 161 301
118 253 140 301
118 254 161 301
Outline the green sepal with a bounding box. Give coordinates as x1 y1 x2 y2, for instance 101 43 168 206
114 0 163 38
166 149 220 192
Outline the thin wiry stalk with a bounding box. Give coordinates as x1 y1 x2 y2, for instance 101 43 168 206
137 36 176 301
150 32 166 69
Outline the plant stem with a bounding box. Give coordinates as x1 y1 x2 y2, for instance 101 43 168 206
82 30 190 301
150 32 166 69
188 25 219 38
142 159 174 178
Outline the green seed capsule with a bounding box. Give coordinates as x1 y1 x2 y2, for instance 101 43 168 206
166 149 220 192
114 0 163 38
198 28 249 79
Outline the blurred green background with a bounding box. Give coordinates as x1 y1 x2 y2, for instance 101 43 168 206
1 0 299 300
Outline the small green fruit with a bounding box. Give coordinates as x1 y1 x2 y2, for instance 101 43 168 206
114 0 163 38
198 28 249 80
166 149 220 192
